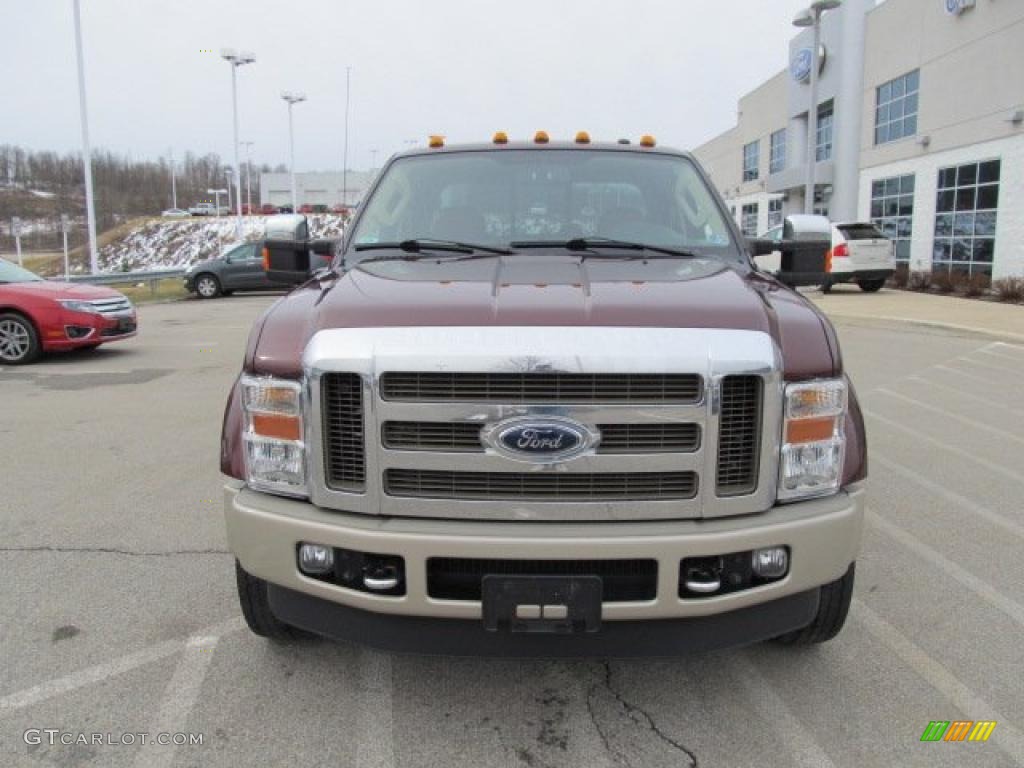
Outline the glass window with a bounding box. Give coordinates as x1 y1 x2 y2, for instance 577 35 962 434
870 173 914 265
349 149 740 257
816 100 834 162
741 203 759 237
767 198 783 229
932 160 1000 277
875 70 920 145
743 140 760 182
769 129 786 174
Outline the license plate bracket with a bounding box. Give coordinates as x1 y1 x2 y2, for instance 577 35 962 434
482 575 602 634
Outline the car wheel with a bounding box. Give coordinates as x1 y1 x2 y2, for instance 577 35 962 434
235 560 296 641
859 279 886 293
195 274 221 299
0 312 41 365
821 279 833 294
773 563 855 646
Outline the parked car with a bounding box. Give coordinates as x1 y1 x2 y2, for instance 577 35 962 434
183 241 284 299
259 204 279 215
298 204 315 214
0 259 137 364
161 208 191 218
188 203 217 216
277 205 294 215
311 204 329 214
223 136 867 655
756 221 895 292
241 203 256 215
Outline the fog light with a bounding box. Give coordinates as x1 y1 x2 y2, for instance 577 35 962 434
298 543 334 575
752 547 789 579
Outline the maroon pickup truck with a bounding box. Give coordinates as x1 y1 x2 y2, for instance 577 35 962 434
221 134 866 656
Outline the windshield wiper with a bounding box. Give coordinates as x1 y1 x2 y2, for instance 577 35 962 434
354 238 513 262
510 237 699 260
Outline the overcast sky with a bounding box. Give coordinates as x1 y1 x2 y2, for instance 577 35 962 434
2 0 813 172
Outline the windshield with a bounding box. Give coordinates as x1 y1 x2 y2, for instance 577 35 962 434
348 149 738 260
0 259 44 284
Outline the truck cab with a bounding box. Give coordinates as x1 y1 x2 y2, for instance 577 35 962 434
221 134 866 656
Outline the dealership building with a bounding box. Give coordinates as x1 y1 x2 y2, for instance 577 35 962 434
694 0 1023 278
259 171 374 209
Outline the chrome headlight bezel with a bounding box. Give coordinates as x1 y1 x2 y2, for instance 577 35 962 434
58 299 101 315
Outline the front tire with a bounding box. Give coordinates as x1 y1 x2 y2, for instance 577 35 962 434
821 279 833 294
773 563 855 645
859 279 886 293
195 274 221 299
235 560 296 641
0 312 41 365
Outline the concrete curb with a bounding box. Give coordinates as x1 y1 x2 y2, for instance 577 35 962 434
825 312 1024 343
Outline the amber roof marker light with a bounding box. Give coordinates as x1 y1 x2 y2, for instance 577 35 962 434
428 135 445 148
533 130 550 144
493 131 509 144
574 131 591 144
640 135 657 148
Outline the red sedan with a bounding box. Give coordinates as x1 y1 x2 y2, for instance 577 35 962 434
0 259 137 365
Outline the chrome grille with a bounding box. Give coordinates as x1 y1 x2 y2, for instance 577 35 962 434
382 421 700 454
379 372 702 404
715 375 762 496
322 373 366 491
384 469 698 501
89 296 132 315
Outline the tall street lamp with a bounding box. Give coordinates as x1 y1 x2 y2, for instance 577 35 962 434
794 0 841 215
281 91 306 211
240 141 254 214
221 49 255 237
72 0 99 274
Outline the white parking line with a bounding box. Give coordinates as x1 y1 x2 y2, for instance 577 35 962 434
873 454 1024 540
863 410 1024 487
0 617 243 713
933 364 1009 387
984 341 1024 357
136 634 219 768
976 347 1024 365
355 649 396 768
873 388 1024 446
731 654 837 768
866 510 1024 629
951 356 1024 376
853 600 1024 765
904 376 1024 418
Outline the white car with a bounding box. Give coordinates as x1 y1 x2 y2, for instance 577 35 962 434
756 221 896 293
161 208 191 218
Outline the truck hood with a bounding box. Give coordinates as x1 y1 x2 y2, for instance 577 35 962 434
247 255 839 380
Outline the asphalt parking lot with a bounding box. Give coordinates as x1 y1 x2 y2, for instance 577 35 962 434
2 293 1023 768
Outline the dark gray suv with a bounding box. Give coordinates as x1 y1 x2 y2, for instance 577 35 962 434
183 242 280 299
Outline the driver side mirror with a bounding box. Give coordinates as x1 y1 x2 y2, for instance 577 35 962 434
262 237 339 285
749 215 831 288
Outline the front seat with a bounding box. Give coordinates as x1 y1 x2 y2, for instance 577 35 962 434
432 207 486 241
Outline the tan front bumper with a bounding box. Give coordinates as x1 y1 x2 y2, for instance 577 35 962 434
225 482 864 621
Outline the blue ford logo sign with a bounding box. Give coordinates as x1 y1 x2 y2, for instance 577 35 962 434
791 48 813 83
485 417 597 463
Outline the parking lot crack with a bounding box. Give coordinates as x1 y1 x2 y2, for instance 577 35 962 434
586 661 699 767
0 545 230 557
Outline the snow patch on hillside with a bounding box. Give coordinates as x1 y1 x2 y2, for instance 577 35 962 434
98 215 346 272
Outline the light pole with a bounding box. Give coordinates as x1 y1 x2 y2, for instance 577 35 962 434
72 0 99 274
207 188 228 216
220 49 255 237
794 0 841 215
168 148 177 209
240 141 254 214
342 67 351 207
225 168 233 213
281 91 306 211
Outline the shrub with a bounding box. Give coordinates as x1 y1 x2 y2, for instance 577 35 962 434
962 273 991 298
992 277 1024 303
891 264 909 289
908 271 932 292
932 270 962 294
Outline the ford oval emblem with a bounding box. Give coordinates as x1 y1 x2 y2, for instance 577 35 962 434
484 417 597 463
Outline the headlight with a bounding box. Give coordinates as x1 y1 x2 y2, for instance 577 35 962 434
241 375 307 497
777 378 846 501
58 299 100 314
